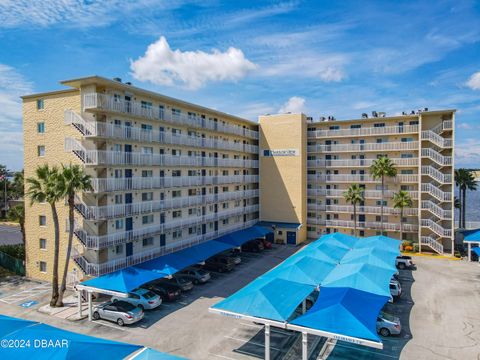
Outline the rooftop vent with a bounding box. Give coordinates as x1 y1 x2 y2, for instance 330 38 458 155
319 116 326 121
125 81 132 85
361 113 368 119
378 112 386 117
113 77 122 82
424 107 428 112
372 111 378 117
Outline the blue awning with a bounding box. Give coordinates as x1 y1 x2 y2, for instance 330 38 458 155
290 287 389 342
217 226 267 247
464 229 480 241
472 247 480 256
212 277 315 322
81 267 167 294
340 247 398 271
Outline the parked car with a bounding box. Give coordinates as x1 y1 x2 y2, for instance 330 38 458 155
377 311 402 337
213 252 242 265
93 300 144 326
158 275 194 292
112 288 162 310
257 238 273 249
241 240 264 253
178 268 211 284
396 255 415 269
204 257 236 272
389 279 402 299
141 282 181 302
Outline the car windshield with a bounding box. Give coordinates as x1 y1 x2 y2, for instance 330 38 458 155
142 291 156 299
380 312 395 321
115 301 136 312
177 277 188 284
197 269 208 275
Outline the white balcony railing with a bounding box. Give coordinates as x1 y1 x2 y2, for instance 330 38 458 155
307 158 418 168
76 190 259 220
323 220 418 232
308 174 418 183
421 200 452 220
421 183 452 202
65 110 259 154
308 141 418 153
83 93 259 140
90 174 259 193
421 219 452 238
323 205 417 216
421 148 452 166
421 166 452 183
307 124 419 138
65 138 258 168
73 219 258 276
307 188 419 200
421 130 453 148
420 236 444 254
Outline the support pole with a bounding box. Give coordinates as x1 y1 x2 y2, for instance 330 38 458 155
468 243 471 262
265 324 270 360
302 332 308 360
78 290 83 318
302 299 307 314
88 291 92 321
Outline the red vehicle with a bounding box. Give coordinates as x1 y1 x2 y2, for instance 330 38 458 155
257 238 273 249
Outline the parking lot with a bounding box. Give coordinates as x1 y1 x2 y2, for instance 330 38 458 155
1 250 480 359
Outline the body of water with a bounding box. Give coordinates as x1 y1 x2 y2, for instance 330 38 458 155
455 184 480 223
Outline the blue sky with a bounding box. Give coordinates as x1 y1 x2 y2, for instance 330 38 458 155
0 0 479 171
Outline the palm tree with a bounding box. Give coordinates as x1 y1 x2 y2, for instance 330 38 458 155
7 204 25 245
26 165 62 307
455 169 478 228
343 184 364 237
393 191 413 241
56 164 92 307
454 196 461 227
370 157 397 234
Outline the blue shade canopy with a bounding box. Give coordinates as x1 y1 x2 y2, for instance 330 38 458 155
0 314 37 337
340 247 398 271
472 247 480 256
355 236 401 253
321 263 396 297
132 348 186 359
464 229 480 241
137 252 196 275
291 287 389 342
217 227 259 247
318 233 358 248
178 240 233 263
308 241 352 261
212 277 315 321
0 321 142 360
81 267 166 293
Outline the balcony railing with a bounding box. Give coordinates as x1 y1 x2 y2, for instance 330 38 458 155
322 205 418 216
421 218 452 238
421 200 452 220
83 93 259 139
307 124 419 138
76 190 259 220
73 219 258 276
307 188 419 199
90 174 259 193
307 158 418 168
323 220 418 232
421 183 452 202
307 174 418 183
420 236 444 254
65 138 258 168
421 166 452 183
308 141 418 153
65 110 259 154
74 205 259 250
421 130 452 148
421 148 452 166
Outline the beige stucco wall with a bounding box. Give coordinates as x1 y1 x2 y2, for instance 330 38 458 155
23 90 83 282
259 114 307 243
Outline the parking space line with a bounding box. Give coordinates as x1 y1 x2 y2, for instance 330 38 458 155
208 353 237 360
93 320 128 332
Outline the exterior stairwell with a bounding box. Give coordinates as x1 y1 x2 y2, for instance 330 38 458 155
420 236 444 254
64 110 95 136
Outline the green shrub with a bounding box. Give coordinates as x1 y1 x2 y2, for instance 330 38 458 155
0 244 25 260
413 243 419 253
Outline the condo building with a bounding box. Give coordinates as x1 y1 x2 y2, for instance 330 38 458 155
22 76 455 283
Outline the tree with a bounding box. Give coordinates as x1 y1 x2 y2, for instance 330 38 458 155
343 184 364 237
26 165 62 307
455 169 478 228
370 157 397 234
7 204 25 246
393 191 413 241
56 164 92 307
10 170 24 200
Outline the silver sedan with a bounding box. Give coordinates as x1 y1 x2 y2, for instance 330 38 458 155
93 300 144 326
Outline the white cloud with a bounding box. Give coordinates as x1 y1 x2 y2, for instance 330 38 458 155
466 72 480 90
278 96 306 114
130 36 257 89
456 138 480 167
457 122 473 130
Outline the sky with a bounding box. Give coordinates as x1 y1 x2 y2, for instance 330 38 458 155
0 0 479 171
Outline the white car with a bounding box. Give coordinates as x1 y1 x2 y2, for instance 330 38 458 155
112 288 162 310
396 256 414 269
377 311 402 337
389 278 402 299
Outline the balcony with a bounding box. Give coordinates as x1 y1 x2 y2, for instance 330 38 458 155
73 219 258 276
421 166 452 184
323 205 417 216
90 175 259 193
65 138 258 168
307 124 419 138
323 220 418 232
65 110 259 154
308 141 418 153
76 190 259 220
307 174 418 183
82 93 259 139
307 188 419 199
74 205 260 249
307 158 418 168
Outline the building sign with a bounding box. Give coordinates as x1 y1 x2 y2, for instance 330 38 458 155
262 149 299 157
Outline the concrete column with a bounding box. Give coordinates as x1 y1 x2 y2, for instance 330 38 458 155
302 332 308 360
468 243 471 262
78 290 83 318
264 324 270 360
87 291 92 321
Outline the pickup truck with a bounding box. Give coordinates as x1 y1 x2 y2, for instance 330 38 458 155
395 255 414 269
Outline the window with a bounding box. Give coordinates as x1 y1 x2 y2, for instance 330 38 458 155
172 190 181 198
142 147 153 154
409 120 419 125
188 170 197 176
172 170 181 177
114 119 121 127
188 189 197 196
114 194 123 204
172 210 182 218
188 227 196 234
401 153 413 158
401 170 414 174
222 202 229 209
401 137 414 142
39 216 46 226
141 101 152 109
39 261 47 273
114 169 122 178
142 192 153 201
172 108 181 117
142 237 154 247
374 123 385 127
141 124 152 131
350 124 361 129
222 218 229 225
115 245 123 254
37 122 45 133
172 128 181 136
142 215 154 224
115 219 124 229
376 200 387 206
36 99 44 110
173 229 182 239
172 149 181 156
114 144 122 152
39 238 47 249
37 146 45 157
188 208 196 215
142 170 153 177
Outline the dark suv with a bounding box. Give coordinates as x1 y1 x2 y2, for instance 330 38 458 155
204 256 236 272
141 282 181 302
241 240 264 253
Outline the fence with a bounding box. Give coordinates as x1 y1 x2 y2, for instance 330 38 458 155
0 250 25 276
